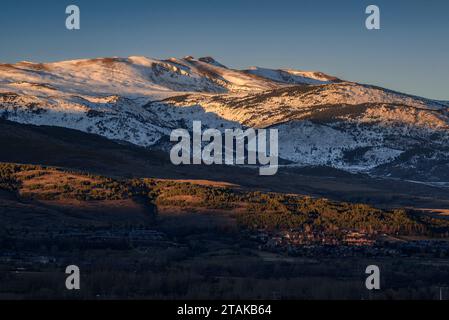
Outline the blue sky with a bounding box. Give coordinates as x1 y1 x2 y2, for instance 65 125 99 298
0 0 448 99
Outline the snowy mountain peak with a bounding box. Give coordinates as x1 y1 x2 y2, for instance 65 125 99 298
198 57 228 68
1 55 448 182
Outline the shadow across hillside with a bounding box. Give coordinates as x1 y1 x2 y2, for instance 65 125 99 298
1 119 449 209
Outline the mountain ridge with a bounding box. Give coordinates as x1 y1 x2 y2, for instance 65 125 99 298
1 55 448 182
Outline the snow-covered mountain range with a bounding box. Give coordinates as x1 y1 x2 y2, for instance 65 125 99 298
1 55 448 182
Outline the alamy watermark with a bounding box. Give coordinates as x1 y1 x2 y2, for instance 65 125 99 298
365 265 380 290
66 5 80 30
65 265 80 290
365 5 380 30
170 121 279 176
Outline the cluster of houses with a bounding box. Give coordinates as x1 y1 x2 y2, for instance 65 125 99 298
250 229 375 247
247 228 449 258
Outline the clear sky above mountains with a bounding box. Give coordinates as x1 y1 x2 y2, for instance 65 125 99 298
0 0 448 99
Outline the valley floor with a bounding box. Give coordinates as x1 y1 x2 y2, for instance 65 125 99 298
1 163 449 299
1 208 449 300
